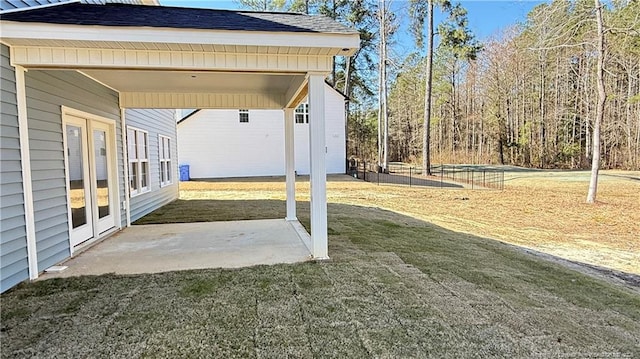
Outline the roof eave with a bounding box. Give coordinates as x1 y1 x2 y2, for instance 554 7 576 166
0 21 360 56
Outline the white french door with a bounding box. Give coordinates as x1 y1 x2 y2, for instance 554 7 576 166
64 115 117 247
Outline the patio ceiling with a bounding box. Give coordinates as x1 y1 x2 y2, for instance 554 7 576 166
77 70 309 109
81 70 301 92
0 2 360 109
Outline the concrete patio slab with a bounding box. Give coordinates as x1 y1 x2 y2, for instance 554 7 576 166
41 219 312 279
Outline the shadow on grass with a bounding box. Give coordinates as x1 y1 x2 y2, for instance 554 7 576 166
3 198 640 357
135 198 640 291
186 174 364 184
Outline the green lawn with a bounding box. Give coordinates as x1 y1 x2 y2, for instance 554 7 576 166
2 200 639 358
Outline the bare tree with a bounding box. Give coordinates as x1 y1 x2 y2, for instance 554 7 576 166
587 0 607 203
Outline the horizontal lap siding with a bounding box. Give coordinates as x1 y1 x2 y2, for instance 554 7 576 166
0 44 29 293
25 70 121 271
178 84 346 178
126 109 178 222
178 109 286 178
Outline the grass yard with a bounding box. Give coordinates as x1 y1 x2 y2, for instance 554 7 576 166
1 169 639 357
154 169 640 275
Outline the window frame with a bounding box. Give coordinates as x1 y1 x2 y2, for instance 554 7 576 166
239 109 249 123
295 103 309 124
127 126 150 197
159 134 172 187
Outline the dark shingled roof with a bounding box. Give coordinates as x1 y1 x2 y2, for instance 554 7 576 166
1 2 357 34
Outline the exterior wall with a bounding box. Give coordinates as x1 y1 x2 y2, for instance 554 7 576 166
179 109 286 178
126 109 179 222
178 84 346 178
0 48 178 291
24 69 122 271
293 86 346 174
0 44 29 292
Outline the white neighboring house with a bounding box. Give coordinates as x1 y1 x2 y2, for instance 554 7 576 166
177 83 347 178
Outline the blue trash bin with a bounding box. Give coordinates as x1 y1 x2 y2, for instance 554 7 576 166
179 165 190 181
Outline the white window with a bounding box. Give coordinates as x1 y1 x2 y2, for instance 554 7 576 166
159 135 172 187
127 127 149 196
295 103 309 124
239 109 249 123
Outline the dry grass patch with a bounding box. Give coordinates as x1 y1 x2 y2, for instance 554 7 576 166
173 170 639 275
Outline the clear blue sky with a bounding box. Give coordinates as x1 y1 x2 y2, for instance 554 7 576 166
160 0 543 54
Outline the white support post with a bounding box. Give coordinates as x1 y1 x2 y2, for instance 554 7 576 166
14 65 39 279
307 73 328 259
284 108 297 221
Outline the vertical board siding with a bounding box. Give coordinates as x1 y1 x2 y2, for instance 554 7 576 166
126 108 178 222
178 84 346 178
0 44 29 293
25 69 121 271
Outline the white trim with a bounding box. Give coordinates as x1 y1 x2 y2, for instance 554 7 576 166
173 109 180 200
121 108 131 227
14 65 39 279
61 106 117 126
126 126 151 197
77 70 120 93
0 22 360 55
0 0 80 15
60 110 76 255
285 76 308 108
158 134 173 187
61 106 120 250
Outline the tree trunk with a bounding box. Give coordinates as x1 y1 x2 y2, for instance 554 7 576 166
377 0 390 172
587 0 606 203
422 0 434 175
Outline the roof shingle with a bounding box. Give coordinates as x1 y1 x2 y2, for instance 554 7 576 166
0 2 357 34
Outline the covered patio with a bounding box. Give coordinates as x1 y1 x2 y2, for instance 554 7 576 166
41 219 312 278
0 2 360 274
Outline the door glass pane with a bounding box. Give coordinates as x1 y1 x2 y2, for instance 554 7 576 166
67 125 87 228
94 129 110 219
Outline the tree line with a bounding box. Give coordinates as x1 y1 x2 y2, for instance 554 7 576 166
236 0 639 201
381 0 639 172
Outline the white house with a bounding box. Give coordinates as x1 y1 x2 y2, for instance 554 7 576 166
0 1 359 292
177 83 347 178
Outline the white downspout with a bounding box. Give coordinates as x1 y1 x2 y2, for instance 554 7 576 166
120 108 131 227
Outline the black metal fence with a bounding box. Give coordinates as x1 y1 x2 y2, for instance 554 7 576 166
349 162 504 190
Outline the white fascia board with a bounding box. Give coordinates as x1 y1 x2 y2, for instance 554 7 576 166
285 76 308 109
0 21 360 56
